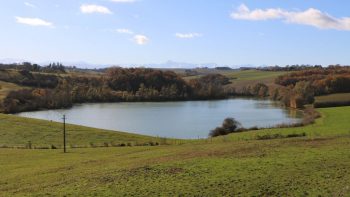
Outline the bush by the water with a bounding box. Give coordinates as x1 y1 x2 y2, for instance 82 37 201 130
209 118 242 137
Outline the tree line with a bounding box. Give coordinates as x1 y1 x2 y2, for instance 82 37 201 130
275 66 350 95
224 66 350 108
0 67 232 113
0 62 66 73
271 66 350 108
2 63 349 113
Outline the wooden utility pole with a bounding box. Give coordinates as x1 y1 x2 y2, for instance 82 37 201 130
63 115 66 153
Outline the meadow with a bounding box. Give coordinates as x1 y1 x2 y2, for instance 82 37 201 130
1 106 350 196
316 93 350 103
314 93 350 108
182 69 288 84
0 113 185 148
223 70 288 82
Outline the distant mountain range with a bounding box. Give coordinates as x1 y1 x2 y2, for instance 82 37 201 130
131 60 257 69
141 60 220 69
0 58 256 69
0 58 28 64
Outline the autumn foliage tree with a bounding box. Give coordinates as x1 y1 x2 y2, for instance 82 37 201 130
275 66 350 95
188 74 230 99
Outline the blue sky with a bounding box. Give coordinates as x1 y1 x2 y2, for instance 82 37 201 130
1 0 350 66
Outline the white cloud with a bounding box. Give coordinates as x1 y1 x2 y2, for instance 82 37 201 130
284 8 350 30
133 35 149 45
80 4 113 14
116 28 134 34
15 16 53 27
231 4 350 31
112 29 150 44
110 0 136 3
231 4 284 21
113 29 149 45
24 2 36 8
175 33 202 39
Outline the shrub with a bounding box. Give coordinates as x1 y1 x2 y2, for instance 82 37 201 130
249 126 260 130
287 133 306 138
209 118 242 137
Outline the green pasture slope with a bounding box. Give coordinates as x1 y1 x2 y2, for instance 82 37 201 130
182 69 288 83
1 107 350 196
223 70 288 82
224 69 289 89
315 93 350 104
0 114 185 148
316 93 350 103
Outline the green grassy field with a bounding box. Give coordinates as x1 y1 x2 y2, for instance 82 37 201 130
181 69 289 91
224 70 289 91
314 93 350 108
1 107 350 196
182 69 288 84
0 114 185 148
316 93 350 103
223 70 288 82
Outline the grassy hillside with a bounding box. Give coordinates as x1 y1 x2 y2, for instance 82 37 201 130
0 114 184 148
2 137 350 196
181 69 289 93
217 106 350 141
182 69 288 84
315 93 350 107
224 70 289 91
316 93 350 103
223 70 288 82
1 107 350 196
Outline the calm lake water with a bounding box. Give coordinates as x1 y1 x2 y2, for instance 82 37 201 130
16 99 303 139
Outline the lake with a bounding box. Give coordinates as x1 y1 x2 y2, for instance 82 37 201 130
16 98 303 139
